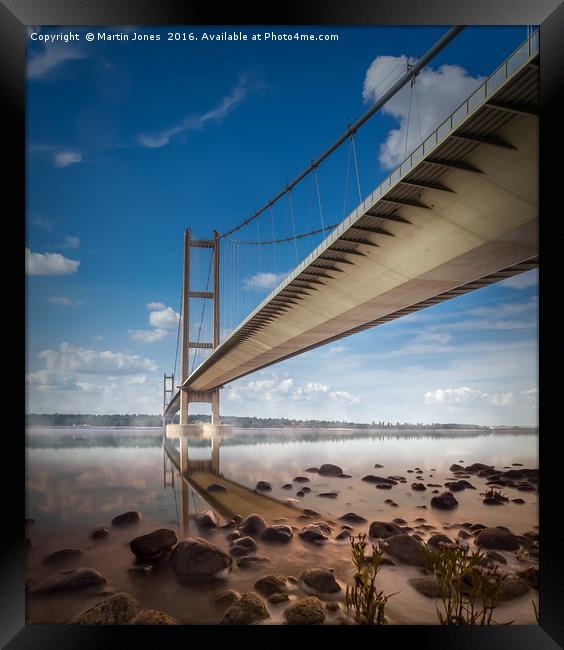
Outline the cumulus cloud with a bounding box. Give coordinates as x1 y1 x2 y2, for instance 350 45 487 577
138 74 261 148
27 44 87 80
57 236 80 249
147 301 166 310
244 271 287 290
53 151 82 168
26 248 79 275
129 328 168 343
363 55 484 169
148 306 180 329
423 386 514 407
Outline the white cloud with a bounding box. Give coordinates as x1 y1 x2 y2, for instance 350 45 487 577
53 151 82 168
137 74 259 148
37 341 158 375
147 301 166 310
47 296 71 306
244 271 287 290
148 306 180 329
423 386 514 407
57 236 80 249
26 248 80 275
27 44 87 80
363 56 484 169
129 328 168 343
329 390 361 405
500 269 538 290
32 216 54 231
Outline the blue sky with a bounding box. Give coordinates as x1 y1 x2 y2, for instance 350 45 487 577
25 25 538 425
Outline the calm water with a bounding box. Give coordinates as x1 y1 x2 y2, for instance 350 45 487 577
25 427 539 625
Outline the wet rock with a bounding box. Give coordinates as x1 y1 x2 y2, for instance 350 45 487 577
230 536 258 556
335 529 351 541
294 476 310 483
171 538 232 581
362 475 397 486
213 589 241 607
260 525 293 543
499 574 530 601
254 573 288 596
130 529 177 560
305 467 320 473
388 475 406 482
409 577 443 598
221 592 270 625
268 592 290 604
417 505 427 509
236 556 271 569
449 464 465 472
296 490 305 497
430 492 459 510
42 548 82 564
318 491 339 499
127 566 152 578
427 534 454 550
375 483 392 490
299 524 330 544
411 483 426 491
483 497 505 506
339 512 367 524
485 551 507 565
457 530 472 540
71 592 140 624
465 463 495 474
281 484 293 490
368 521 403 539
287 575 299 584
30 568 106 594
475 527 520 551
301 568 341 594
517 566 539 589
374 463 384 468
255 481 272 492
392 518 407 525
131 609 178 625
303 508 320 517
284 597 325 625
238 514 267 537
470 523 486 532
301 487 312 494
445 480 476 492
195 510 219 529
383 534 429 566
318 464 345 477
111 511 142 526
207 483 226 492
227 531 242 542
325 602 341 612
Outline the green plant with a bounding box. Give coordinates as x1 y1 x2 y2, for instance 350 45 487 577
425 543 509 625
345 533 397 624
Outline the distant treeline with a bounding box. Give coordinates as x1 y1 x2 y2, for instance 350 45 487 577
24 413 531 430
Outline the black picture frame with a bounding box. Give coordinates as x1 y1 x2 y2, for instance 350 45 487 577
7 1 563 647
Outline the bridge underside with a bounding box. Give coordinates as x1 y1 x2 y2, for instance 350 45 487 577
165 53 538 418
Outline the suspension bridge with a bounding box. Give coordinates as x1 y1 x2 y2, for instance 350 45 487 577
162 27 539 485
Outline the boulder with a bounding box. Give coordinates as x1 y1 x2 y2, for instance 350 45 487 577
368 521 403 539
362 475 397 485
130 529 177 560
221 592 270 625
213 589 241 607
236 556 271 569
42 548 82 564
131 609 178 625
30 568 106 594
475 527 520 551
427 534 454 550
255 481 272 492
335 529 351 541
71 592 140 624
465 463 495 474
318 492 339 498
260 525 293 543
499 574 530 601
303 509 320 517
171 538 232 581
90 527 110 539
111 511 142 526
449 464 465 472
281 484 293 490
230 536 258 557
207 483 226 492
384 534 429 566
284 597 325 625
299 524 330 544
512 498 526 504
254 574 288 596
339 512 367 524
409 577 443 598
318 464 345 477
445 480 476 492
268 592 289 604
238 514 267 537
485 551 507 565
294 476 310 483
301 568 341 594
296 490 305 497
195 510 219 528
411 483 426 491
430 492 459 510
517 566 539 589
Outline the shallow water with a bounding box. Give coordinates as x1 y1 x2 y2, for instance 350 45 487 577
25 427 539 625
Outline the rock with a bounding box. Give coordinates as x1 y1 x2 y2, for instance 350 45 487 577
255 481 272 492
368 521 403 539
411 483 426 491
517 566 539 589
207 483 226 492
226 531 242 542
375 483 392 490
214 589 241 607
430 492 459 510
483 497 505 506
90 527 110 539
318 492 339 499
111 511 142 526
499 574 530 601
470 523 486 531
230 537 258 556
301 487 312 494
374 463 384 468
260 525 293 543
299 524 330 544
449 464 465 472
301 568 341 594
362 475 397 485
30 568 106 594
445 480 476 491
42 548 82 564
294 476 310 483
196 510 219 528
512 498 526 504
384 534 429 566
388 476 406 482
281 484 293 490
475 527 520 551
303 508 320 517
284 597 325 625
409 577 443 598
325 602 341 612
465 463 495 474
127 566 152 578
254 574 287 596
305 467 320 473
458 530 472 540
335 529 351 541
236 556 271 569
71 592 140 624
338 512 367 524
238 514 267 537
427 534 454 550
318 464 345 477
130 529 177 560
486 551 507 565
268 592 290 604
171 538 232 581
296 490 305 497
221 592 270 625
131 610 178 624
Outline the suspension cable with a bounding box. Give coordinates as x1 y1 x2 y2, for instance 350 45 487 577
314 168 326 235
190 253 213 373
227 222 339 245
351 132 362 202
